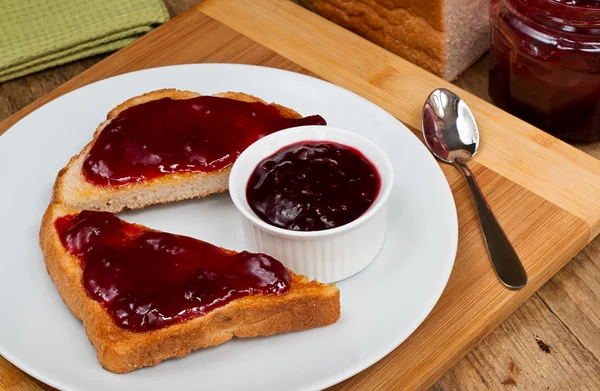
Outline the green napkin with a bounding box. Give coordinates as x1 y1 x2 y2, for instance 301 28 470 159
0 0 169 82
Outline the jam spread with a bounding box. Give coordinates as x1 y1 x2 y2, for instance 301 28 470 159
247 142 380 231
489 0 600 141
55 211 291 332
83 96 326 186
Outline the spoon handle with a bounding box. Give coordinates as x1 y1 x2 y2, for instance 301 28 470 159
454 159 528 290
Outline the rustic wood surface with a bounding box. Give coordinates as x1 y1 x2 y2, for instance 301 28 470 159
1 1 599 390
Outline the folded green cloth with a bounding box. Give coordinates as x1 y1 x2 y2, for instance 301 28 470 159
0 0 169 82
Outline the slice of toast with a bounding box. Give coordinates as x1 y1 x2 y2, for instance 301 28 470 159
40 203 340 373
53 90 308 213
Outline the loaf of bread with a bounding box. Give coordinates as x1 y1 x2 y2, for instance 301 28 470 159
300 0 490 80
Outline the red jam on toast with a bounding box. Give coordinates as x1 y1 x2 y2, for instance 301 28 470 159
55 211 291 332
83 96 326 186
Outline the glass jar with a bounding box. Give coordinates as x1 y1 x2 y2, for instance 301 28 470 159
489 0 600 142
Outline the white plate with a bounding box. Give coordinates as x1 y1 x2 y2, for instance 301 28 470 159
0 64 457 391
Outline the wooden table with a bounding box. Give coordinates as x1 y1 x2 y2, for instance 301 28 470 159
2 1 600 390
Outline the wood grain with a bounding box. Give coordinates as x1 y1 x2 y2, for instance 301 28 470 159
431 294 600 390
1 1 600 391
0 356 48 391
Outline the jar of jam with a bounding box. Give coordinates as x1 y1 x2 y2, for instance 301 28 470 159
489 0 600 142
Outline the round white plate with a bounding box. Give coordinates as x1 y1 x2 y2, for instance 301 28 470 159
0 64 457 391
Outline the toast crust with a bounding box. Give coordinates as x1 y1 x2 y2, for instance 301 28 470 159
53 90 304 213
40 203 340 373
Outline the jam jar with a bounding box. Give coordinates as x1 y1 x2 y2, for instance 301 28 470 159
489 0 600 142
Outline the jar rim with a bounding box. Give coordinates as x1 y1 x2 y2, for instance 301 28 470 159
506 0 600 32
547 0 600 9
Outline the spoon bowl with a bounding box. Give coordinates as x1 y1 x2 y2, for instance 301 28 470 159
422 88 479 163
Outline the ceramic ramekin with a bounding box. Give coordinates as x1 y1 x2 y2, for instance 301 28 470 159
229 126 394 283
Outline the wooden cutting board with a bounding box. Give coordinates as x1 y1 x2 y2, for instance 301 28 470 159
2 0 600 390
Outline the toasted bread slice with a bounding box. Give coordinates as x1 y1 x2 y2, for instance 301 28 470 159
53 90 305 213
40 203 340 373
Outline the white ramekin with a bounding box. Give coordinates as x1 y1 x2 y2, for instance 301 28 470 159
229 126 394 283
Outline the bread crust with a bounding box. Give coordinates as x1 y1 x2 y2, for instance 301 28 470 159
40 203 341 373
300 0 489 80
302 0 446 76
53 89 303 213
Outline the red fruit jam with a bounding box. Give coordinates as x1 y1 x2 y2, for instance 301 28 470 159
55 211 290 332
246 142 381 232
489 0 600 141
83 96 326 186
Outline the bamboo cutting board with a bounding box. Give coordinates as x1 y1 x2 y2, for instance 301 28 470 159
2 0 600 390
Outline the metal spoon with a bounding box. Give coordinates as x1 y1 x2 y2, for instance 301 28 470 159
422 88 527 290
